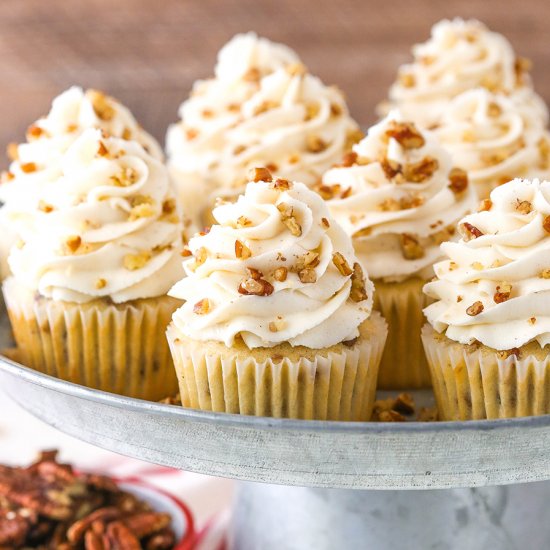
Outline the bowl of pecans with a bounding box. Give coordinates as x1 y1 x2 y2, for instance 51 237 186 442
0 450 194 549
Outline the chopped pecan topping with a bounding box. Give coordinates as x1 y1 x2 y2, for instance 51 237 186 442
321 217 330 228
393 393 416 415
305 101 320 120
186 128 198 140
306 135 327 153
529 316 537 325
478 198 493 212
332 252 353 276
20 162 37 173
162 198 176 215
400 233 424 260
191 247 208 269
317 183 341 200
243 67 261 81
330 102 343 116
398 72 416 88
543 216 550 233
540 269 550 279
350 263 368 302
417 407 439 422
294 251 320 271
298 267 317 283
494 283 512 303
7 142 18 161
97 141 109 157
122 127 132 140
385 121 425 149
38 200 54 213
236 216 252 228
273 267 288 282
271 178 292 191
95 278 107 290
123 251 151 271
235 239 252 260
516 200 532 214
431 225 455 245
403 156 439 183
466 301 484 316
380 157 402 179
88 90 115 121
27 124 46 140
338 151 358 167
277 202 302 236
269 318 286 332
448 167 469 194
487 102 502 117
378 410 406 422
253 100 279 116
181 247 192 257
238 275 274 296
462 222 484 240
193 299 211 315
65 235 82 254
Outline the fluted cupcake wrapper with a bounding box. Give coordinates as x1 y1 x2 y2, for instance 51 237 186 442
167 313 387 421
374 277 431 389
2 277 180 401
421 323 550 420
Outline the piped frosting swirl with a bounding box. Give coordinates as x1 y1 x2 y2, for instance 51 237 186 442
435 88 550 197
8 128 184 303
322 112 477 282
383 18 544 129
166 32 361 224
169 170 373 349
424 178 550 349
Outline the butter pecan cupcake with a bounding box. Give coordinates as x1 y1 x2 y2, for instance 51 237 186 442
380 18 547 130
167 168 387 420
434 88 550 198
322 112 477 388
423 178 550 419
166 32 361 229
2 128 184 400
0 86 167 279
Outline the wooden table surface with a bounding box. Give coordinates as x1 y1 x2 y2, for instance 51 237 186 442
0 0 549 167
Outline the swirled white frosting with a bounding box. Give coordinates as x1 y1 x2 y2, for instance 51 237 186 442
384 18 545 129
322 112 477 282
169 176 373 349
435 88 550 196
0 87 165 272
424 178 550 349
7 128 184 303
166 32 360 226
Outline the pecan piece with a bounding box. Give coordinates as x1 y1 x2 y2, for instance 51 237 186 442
350 263 368 302
448 167 469 194
193 299 211 315
67 507 121 544
542 216 550 233
494 283 512 304
105 521 141 550
238 271 274 296
466 301 484 316
123 512 171 539
385 121 425 149
249 167 272 182
332 252 353 276
380 157 402 179
462 222 484 240
403 156 439 183
516 200 532 214
235 240 252 260
277 202 302 236
393 393 415 415
478 199 492 212
400 233 424 260
145 528 176 550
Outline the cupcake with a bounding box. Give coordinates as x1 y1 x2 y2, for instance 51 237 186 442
166 168 387 420
434 88 550 198
423 178 550 419
321 111 477 388
2 128 184 401
380 18 547 130
0 86 166 279
166 32 361 228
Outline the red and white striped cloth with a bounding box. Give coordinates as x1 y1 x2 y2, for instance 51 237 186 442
0 393 233 549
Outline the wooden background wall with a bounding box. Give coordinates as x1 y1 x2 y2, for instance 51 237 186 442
0 0 548 167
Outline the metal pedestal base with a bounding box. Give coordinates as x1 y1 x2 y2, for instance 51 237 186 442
230 481 550 550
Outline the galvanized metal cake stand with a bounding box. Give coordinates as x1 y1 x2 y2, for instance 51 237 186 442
0 303 549 549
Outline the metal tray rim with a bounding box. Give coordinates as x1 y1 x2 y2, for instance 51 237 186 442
2 352 549 435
